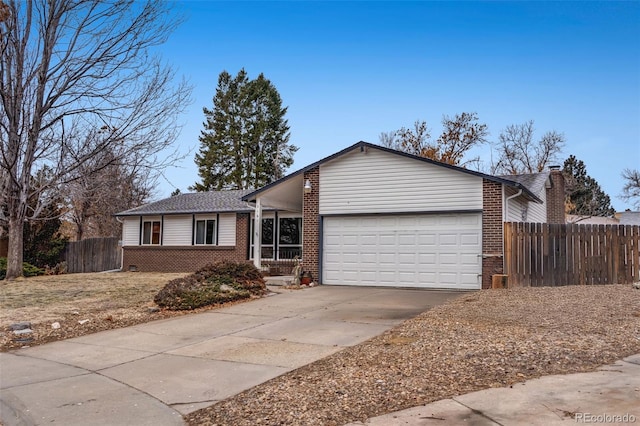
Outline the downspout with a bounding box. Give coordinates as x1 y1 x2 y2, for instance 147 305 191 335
115 216 124 271
505 188 523 222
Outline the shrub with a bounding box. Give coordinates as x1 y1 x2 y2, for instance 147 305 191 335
0 257 46 280
154 261 266 310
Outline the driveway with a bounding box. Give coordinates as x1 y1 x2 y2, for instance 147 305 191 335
0 286 460 426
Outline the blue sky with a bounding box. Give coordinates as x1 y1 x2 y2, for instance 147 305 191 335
158 1 640 211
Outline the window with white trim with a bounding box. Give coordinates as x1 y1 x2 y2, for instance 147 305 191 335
194 218 216 245
142 220 161 245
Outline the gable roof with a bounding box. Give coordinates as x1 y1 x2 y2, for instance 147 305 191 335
498 171 550 197
116 189 254 216
243 141 543 203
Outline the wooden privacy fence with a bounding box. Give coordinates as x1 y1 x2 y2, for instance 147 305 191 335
504 222 640 287
64 237 121 273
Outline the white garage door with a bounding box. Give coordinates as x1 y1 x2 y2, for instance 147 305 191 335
322 213 482 289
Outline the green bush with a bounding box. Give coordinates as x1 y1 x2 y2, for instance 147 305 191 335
154 261 266 311
0 257 45 280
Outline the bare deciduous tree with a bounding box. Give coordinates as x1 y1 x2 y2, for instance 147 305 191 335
492 120 565 175
621 168 640 209
380 120 431 157
66 144 153 240
379 112 487 167
0 0 191 279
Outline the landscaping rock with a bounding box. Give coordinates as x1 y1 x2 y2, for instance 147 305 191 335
9 321 32 331
147 306 160 313
633 282 640 290
51 322 61 329
78 319 90 325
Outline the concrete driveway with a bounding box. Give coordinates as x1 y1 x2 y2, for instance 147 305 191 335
0 285 460 426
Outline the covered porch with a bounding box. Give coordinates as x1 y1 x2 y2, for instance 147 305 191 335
244 173 308 274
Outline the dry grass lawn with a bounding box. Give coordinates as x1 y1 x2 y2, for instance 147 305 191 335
0 272 191 351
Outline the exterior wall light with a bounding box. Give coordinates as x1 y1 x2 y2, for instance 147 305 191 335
304 179 312 194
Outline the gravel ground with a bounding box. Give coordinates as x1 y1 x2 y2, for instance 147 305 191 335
186 284 640 426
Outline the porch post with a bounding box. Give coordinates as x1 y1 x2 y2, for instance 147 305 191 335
253 197 262 269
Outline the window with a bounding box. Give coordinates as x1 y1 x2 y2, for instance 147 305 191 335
278 217 302 259
195 219 216 245
142 220 161 245
250 215 302 260
251 218 274 259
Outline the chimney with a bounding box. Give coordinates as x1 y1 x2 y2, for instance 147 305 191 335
546 165 565 224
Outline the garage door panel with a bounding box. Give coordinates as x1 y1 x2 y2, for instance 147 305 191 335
323 213 482 289
460 273 481 285
438 273 458 285
438 234 458 245
397 234 416 245
460 233 480 245
360 253 377 263
438 253 459 265
418 234 437 246
460 253 481 266
398 254 417 264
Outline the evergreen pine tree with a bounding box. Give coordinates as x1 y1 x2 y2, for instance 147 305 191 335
563 155 615 217
192 70 296 191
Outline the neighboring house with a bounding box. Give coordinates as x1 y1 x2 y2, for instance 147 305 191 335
566 214 619 225
617 211 640 226
116 141 565 290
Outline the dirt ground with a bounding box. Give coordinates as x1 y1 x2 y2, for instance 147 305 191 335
0 271 253 351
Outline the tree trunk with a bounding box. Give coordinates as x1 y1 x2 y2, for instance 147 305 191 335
6 216 24 280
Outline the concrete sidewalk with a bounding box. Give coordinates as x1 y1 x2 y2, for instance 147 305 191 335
0 286 458 426
347 354 640 426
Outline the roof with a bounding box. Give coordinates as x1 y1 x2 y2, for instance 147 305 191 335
618 211 640 226
498 171 550 197
243 141 543 203
115 189 254 216
566 214 619 225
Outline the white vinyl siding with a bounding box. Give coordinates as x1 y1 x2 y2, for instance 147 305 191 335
218 213 236 246
504 186 547 223
319 148 482 215
122 217 140 246
505 187 527 222
323 213 482 289
163 215 192 245
527 187 547 223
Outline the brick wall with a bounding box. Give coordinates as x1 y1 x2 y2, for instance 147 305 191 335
546 169 566 224
122 213 250 272
302 167 320 282
482 179 504 289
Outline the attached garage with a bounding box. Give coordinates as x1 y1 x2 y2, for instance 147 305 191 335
243 141 551 290
322 213 482 289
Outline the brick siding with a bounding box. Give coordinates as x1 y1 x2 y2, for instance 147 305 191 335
546 169 566 224
302 167 320 282
122 213 249 272
482 179 504 289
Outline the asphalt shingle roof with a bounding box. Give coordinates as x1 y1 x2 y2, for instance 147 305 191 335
498 171 550 197
116 189 254 216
